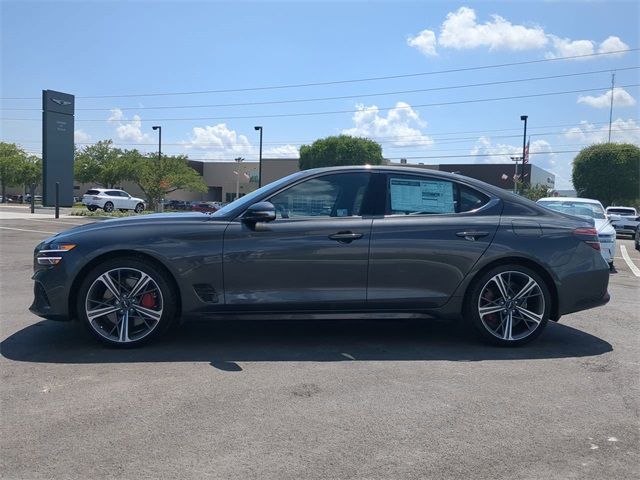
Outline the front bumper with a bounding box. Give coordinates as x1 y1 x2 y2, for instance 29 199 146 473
614 226 637 236
599 240 615 264
29 266 72 321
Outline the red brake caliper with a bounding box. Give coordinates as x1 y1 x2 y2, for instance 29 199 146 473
141 293 156 308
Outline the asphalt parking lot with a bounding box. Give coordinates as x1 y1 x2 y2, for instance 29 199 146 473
1 210 639 480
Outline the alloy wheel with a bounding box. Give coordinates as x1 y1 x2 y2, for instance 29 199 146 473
103 202 114 213
85 267 164 343
477 271 545 342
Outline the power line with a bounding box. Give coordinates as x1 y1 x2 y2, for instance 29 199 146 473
3 67 638 112
10 121 639 148
3 84 638 123
1 48 637 101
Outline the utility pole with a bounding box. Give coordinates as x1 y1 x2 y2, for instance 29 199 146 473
234 157 243 200
520 115 528 194
608 72 616 143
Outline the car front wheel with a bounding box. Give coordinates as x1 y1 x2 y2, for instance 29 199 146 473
134 203 144 213
465 264 551 347
76 257 177 347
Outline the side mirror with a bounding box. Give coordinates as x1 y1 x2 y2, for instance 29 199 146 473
242 201 276 224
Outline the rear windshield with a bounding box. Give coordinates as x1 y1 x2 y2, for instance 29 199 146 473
538 200 606 220
85 190 100 195
607 208 636 215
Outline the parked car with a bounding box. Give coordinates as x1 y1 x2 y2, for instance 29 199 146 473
81 188 145 213
636 227 640 251
606 206 639 237
191 201 220 213
538 197 616 269
31 166 610 348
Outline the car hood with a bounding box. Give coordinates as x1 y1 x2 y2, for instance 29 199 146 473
594 218 615 235
43 212 230 243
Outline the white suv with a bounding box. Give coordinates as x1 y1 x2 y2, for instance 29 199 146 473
82 188 145 213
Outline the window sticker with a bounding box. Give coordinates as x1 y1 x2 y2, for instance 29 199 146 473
390 178 455 214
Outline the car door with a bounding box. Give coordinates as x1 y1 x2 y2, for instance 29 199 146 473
119 191 134 209
367 173 502 309
223 171 375 310
103 190 122 209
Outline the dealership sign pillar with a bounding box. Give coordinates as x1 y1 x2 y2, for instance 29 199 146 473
42 90 75 207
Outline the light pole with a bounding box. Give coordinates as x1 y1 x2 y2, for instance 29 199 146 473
510 156 521 193
234 157 243 201
254 126 263 187
520 115 528 194
152 125 162 212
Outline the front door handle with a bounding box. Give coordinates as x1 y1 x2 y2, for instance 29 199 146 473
329 231 363 243
456 231 489 242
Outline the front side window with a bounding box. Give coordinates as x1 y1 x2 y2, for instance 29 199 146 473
105 190 121 197
387 176 489 215
269 173 370 219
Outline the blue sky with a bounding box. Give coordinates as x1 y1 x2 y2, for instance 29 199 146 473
1 0 639 188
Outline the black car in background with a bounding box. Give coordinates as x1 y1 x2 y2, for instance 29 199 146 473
30 166 610 348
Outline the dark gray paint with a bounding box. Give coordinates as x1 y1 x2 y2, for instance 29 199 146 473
29 166 610 324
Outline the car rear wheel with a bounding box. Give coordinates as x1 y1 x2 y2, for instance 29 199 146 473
103 201 114 213
134 203 144 213
465 264 551 346
76 257 177 347
87 205 97 212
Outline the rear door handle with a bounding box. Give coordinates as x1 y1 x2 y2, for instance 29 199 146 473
329 231 363 243
456 231 489 241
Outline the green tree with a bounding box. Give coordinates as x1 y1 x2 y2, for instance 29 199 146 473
0 142 27 202
74 140 128 187
132 153 207 209
572 143 640 206
299 135 384 170
20 155 42 190
520 183 552 202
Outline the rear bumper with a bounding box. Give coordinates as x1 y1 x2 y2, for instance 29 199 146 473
557 259 611 317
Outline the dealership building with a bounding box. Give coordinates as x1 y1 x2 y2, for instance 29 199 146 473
153 158 556 203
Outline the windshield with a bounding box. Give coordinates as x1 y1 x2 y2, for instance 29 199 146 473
538 200 606 220
211 171 305 217
607 208 636 216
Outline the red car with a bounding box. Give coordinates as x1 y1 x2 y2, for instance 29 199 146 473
191 202 220 213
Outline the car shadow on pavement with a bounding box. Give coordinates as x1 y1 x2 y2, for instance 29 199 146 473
1 318 612 369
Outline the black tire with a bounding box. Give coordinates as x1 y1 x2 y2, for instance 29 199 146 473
464 264 551 347
87 205 98 212
103 201 114 213
76 256 178 348
134 203 144 214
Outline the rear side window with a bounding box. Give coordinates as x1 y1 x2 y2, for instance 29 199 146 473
85 190 100 195
387 175 489 215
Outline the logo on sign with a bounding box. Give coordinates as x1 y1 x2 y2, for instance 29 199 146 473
51 98 72 106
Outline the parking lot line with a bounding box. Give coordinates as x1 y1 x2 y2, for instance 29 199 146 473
620 245 640 277
0 226 57 235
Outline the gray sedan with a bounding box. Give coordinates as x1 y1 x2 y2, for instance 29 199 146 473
31 166 610 348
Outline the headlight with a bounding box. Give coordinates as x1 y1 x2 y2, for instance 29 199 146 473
36 243 76 266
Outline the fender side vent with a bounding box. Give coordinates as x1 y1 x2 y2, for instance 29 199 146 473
193 284 219 303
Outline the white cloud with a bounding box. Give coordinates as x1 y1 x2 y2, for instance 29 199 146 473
545 35 594 59
107 108 152 143
264 144 299 158
342 102 433 148
598 36 629 56
407 28 437 56
563 118 640 144
74 129 91 143
183 123 298 159
437 7 547 51
408 7 628 61
577 88 637 108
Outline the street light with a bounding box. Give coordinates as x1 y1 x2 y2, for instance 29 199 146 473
254 126 263 187
520 115 528 194
152 125 162 212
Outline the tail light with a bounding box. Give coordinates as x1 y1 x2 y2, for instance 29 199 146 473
574 227 600 251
